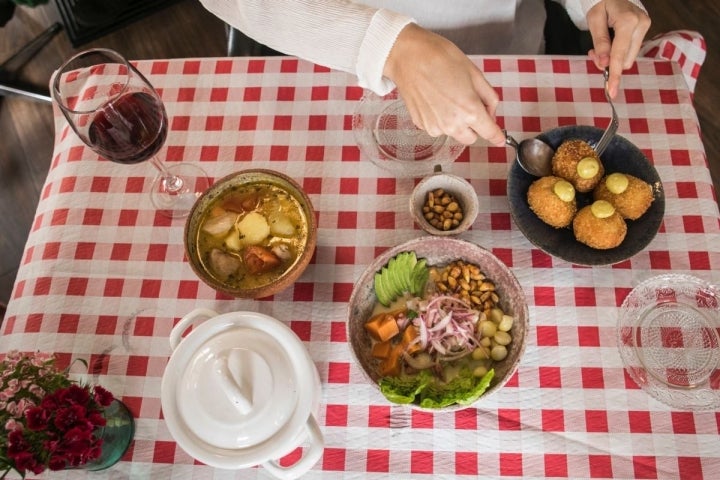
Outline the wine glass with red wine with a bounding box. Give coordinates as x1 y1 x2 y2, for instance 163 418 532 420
51 48 210 218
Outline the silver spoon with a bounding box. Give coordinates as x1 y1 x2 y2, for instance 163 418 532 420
504 130 554 177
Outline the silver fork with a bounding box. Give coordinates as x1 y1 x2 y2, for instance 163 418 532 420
592 67 619 156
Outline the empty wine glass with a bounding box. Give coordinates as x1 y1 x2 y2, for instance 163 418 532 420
51 48 210 218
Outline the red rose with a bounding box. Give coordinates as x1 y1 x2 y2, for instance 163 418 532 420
25 406 50 430
48 454 69 471
59 384 90 406
6 429 29 454
88 411 107 428
8 451 44 475
41 393 59 410
53 404 88 430
58 426 94 465
93 385 115 407
43 437 60 452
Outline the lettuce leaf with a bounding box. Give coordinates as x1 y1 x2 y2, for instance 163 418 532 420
456 368 495 406
378 370 431 404
421 368 495 408
378 368 495 408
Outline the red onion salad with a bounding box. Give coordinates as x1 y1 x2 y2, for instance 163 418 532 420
369 257 516 408
406 294 481 362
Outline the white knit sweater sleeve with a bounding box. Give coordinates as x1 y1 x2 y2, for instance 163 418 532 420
197 0 414 94
558 0 648 30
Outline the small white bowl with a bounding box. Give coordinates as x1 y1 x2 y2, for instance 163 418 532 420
410 169 479 236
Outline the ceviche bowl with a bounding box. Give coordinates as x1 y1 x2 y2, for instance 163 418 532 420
184 169 317 299
347 237 529 411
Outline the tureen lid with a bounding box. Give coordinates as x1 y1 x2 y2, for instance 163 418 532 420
178 326 299 448
162 310 320 468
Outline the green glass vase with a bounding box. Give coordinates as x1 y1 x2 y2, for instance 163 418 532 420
83 399 135 471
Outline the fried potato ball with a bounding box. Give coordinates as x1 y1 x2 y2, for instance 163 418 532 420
552 139 604 193
573 200 627 249
593 172 654 220
527 176 577 228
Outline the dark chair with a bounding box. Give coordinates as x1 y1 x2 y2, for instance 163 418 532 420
0 22 61 103
225 25 283 57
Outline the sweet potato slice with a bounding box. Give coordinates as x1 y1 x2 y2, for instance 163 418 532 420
364 313 400 342
371 340 392 359
378 344 404 377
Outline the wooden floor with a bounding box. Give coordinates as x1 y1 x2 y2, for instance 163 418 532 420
1 0 718 306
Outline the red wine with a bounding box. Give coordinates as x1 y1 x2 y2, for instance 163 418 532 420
88 91 167 165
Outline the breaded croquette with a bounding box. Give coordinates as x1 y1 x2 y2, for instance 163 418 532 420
593 172 654 220
527 176 577 228
552 139 604 193
573 200 627 249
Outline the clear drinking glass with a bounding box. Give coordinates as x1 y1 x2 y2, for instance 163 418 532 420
51 48 210 218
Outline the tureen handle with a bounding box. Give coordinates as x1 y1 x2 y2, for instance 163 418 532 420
262 414 324 480
216 350 253 415
169 308 219 350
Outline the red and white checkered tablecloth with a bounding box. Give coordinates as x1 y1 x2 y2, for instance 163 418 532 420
3 55 719 479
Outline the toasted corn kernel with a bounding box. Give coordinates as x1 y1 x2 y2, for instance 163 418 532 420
479 281 495 292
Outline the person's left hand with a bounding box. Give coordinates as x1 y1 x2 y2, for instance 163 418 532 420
586 0 651 98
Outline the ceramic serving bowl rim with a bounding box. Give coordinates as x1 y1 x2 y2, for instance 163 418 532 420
346 236 529 411
184 169 317 298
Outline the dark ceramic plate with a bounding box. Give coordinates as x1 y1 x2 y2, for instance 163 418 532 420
507 125 664 266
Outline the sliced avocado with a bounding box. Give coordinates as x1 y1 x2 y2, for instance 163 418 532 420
386 257 402 300
391 252 406 293
374 271 391 306
401 252 417 293
412 258 430 297
411 258 428 296
374 251 429 306
406 252 417 292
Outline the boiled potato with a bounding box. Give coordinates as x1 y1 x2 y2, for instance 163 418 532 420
269 213 296 237
237 212 270 245
224 229 242 251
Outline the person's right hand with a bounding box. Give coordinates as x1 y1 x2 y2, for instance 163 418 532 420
382 23 506 147
586 0 651 98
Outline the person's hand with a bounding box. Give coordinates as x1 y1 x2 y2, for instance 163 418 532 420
586 0 651 98
383 23 506 147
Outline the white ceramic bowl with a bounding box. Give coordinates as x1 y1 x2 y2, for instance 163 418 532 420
410 169 479 236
